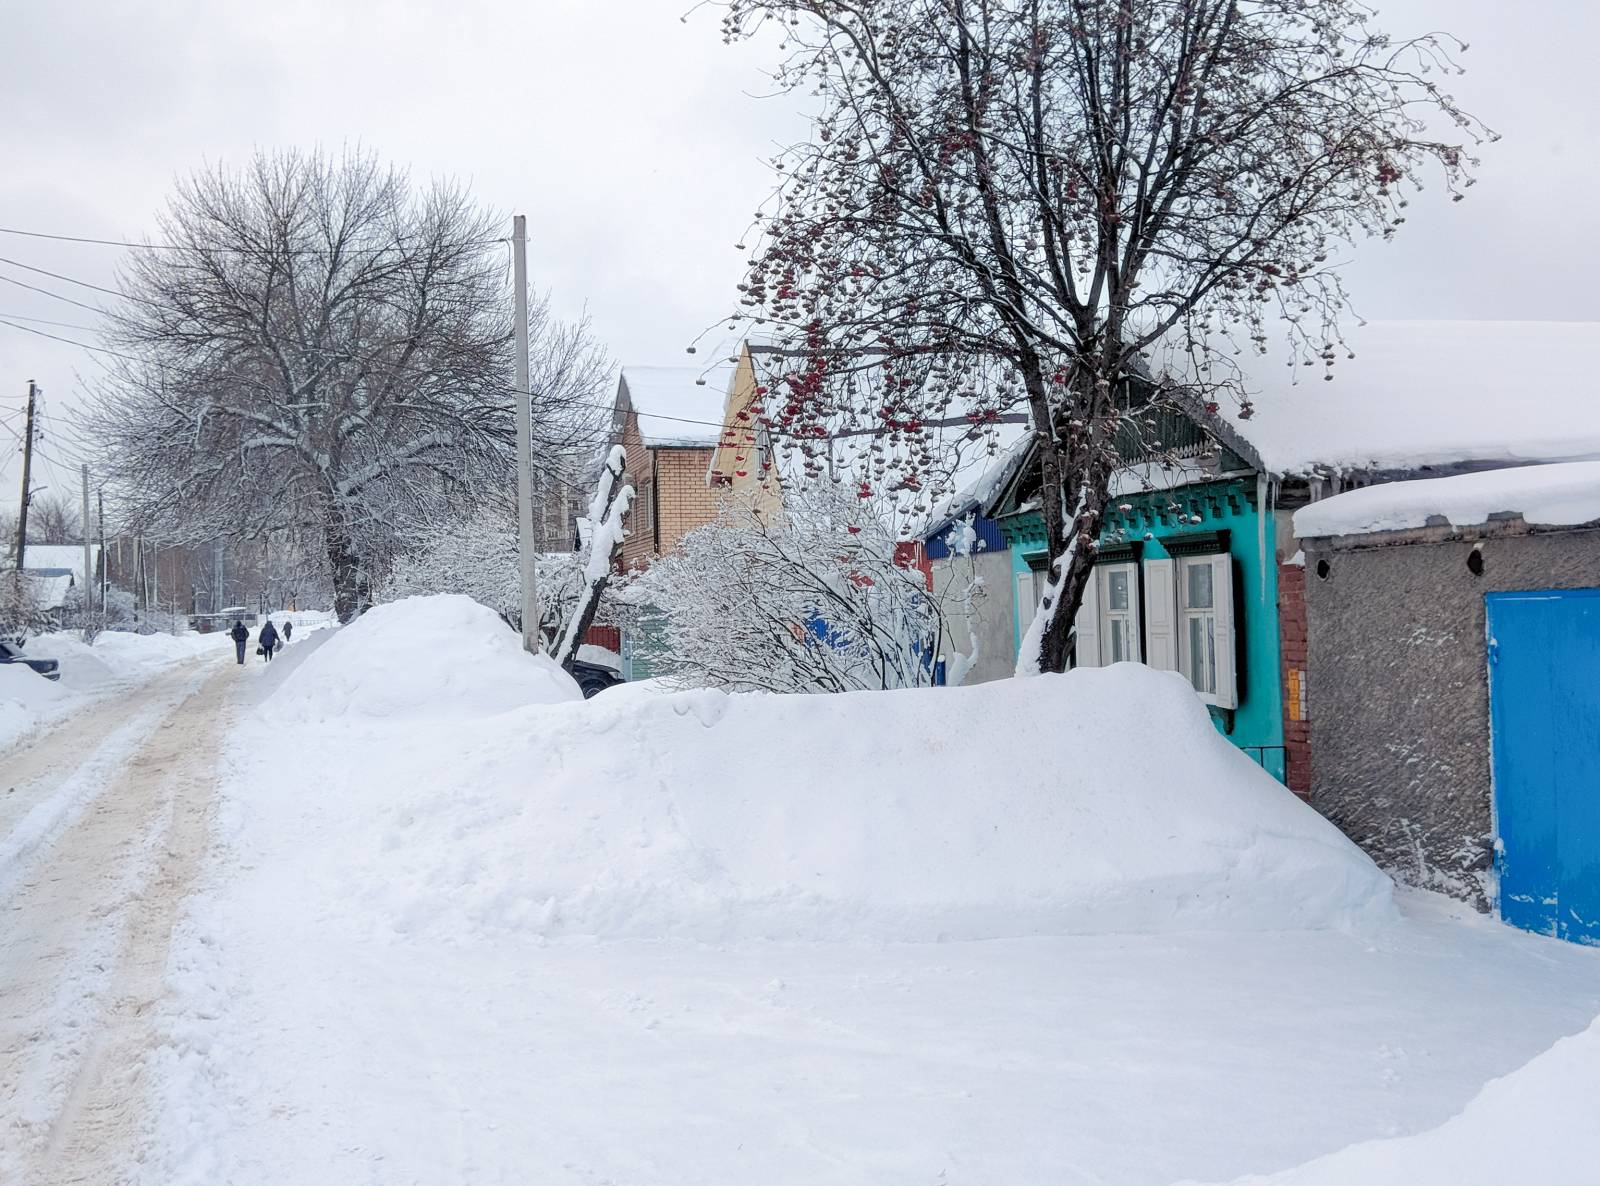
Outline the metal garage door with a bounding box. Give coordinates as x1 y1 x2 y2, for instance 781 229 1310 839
1487 589 1600 945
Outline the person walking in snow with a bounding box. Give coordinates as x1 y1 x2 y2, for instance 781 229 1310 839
230 618 250 665
258 618 280 662
282 619 293 644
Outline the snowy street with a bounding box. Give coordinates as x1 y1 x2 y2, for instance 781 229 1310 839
4 602 1598 1185
0 647 233 1182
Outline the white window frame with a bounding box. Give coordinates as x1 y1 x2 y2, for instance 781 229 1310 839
1096 562 1142 666
1175 552 1237 710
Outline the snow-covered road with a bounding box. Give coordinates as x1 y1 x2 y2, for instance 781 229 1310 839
0 649 234 1184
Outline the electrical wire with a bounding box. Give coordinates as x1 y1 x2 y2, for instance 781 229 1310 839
0 225 511 256
0 310 105 332
0 255 159 306
0 270 119 317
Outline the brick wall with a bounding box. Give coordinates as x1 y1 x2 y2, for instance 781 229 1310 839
616 412 719 570
653 448 719 555
619 416 657 572
1278 558 1311 799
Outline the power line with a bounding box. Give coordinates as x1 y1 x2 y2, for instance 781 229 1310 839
0 254 157 306
0 310 105 332
0 270 119 317
0 225 511 256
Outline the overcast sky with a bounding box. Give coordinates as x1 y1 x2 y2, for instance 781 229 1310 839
2 0 1596 517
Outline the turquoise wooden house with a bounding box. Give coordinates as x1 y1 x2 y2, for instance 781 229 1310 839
945 401 1294 785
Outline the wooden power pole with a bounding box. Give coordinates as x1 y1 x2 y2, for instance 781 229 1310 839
13 381 37 570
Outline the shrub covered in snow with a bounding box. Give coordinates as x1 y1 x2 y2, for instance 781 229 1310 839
635 488 962 693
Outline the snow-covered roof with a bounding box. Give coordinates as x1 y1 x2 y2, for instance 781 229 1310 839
1191 321 1600 476
22 543 98 587
617 365 733 448
25 570 75 610
1293 460 1600 539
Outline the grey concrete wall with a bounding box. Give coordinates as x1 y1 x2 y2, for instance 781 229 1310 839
932 550 1019 685
1302 523 1600 909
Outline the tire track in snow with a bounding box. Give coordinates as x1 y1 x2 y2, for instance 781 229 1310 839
0 657 234 1184
0 661 217 900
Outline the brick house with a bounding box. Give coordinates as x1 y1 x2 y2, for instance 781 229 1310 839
611 366 729 571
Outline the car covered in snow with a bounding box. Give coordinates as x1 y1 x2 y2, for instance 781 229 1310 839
0 637 61 681
569 658 623 699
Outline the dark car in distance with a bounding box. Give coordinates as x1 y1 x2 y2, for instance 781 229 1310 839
0 638 61 681
569 658 623 699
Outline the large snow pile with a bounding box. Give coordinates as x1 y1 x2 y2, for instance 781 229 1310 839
1196 1016 1600 1186
1293 460 1600 538
267 594 581 723
257 613 1392 940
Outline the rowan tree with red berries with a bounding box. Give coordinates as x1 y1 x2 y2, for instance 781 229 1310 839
720 0 1488 673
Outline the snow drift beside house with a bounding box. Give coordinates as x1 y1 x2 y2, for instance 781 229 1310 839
267 594 580 723
1293 460 1600 538
1192 1015 1600 1186
254 598 1393 941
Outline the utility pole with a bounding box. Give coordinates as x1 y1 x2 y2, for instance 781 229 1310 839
13 381 37 570
512 213 541 654
97 487 107 616
81 464 93 616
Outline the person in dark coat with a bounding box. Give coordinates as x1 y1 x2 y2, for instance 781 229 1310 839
258 619 280 662
229 618 250 665
283 620 293 643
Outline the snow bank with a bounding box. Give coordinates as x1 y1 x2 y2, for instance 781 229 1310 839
1192 1016 1600 1186
0 663 68 752
257 605 1392 941
1 629 227 751
266 594 581 723
1293 460 1600 538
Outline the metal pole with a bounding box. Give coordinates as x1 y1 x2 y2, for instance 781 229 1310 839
13 381 36 569
512 213 541 653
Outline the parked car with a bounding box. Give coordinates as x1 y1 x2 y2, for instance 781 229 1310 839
0 638 61 681
569 658 623 699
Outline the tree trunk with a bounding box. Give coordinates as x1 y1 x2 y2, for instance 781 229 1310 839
322 505 369 624
1023 364 1113 675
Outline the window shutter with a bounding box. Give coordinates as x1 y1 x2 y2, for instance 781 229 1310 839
1073 567 1102 669
1143 558 1178 671
1211 553 1238 709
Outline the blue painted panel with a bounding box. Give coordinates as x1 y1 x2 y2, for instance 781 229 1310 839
925 514 1008 560
1487 589 1600 945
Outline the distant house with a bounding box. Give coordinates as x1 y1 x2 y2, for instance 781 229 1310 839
612 366 729 572
19 543 102 614
21 543 102 591
609 365 731 678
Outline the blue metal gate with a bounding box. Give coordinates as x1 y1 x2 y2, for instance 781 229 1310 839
1486 589 1600 945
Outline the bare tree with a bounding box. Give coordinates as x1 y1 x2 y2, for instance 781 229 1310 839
26 494 82 545
86 148 607 622
721 0 1488 672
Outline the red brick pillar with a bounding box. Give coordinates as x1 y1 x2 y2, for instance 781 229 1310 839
1278 558 1312 800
